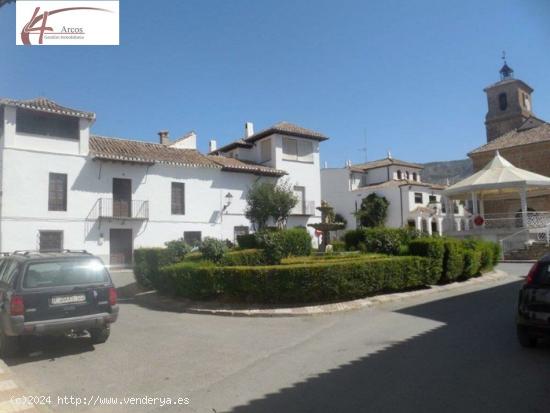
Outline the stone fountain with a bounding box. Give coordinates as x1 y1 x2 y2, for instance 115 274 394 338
308 201 345 252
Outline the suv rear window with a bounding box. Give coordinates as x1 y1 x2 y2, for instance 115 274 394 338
23 259 109 289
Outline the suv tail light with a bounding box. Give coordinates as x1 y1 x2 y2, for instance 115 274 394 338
108 288 117 306
526 262 541 285
10 295 25 316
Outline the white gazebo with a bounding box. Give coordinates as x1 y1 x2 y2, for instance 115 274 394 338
443 151 550 231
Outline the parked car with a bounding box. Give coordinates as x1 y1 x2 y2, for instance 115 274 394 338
0 250 118 357
517 254 550 347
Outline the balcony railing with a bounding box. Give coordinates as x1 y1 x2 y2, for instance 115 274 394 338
89 198 149 220
449 211 550 232
291 201 317 216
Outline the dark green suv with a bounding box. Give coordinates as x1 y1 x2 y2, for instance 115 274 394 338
0 250 118 357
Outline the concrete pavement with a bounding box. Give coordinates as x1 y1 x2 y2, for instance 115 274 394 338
4 263 549 413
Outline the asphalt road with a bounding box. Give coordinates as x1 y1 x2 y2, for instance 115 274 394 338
7 263 550 413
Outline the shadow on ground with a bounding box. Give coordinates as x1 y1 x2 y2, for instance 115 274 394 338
227 280 550 413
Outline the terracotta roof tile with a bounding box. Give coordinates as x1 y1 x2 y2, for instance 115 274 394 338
244 121 328 143
469 121 550 155
351 179 445 191
352 157 424 171
90 136 220 167
0 97 95 120
208 155 286 177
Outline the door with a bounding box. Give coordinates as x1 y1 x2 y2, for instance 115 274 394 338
110 229 133 266
113 178 132 218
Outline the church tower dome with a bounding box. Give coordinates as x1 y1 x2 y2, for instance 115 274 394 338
484 54 534 142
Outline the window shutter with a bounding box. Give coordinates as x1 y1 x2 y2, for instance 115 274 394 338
48 173 67 211
171 182 185 215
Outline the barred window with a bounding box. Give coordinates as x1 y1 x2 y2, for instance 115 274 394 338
48 173 67 211
171 182 185 215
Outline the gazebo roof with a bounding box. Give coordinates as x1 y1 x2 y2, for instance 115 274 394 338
443 151 550 198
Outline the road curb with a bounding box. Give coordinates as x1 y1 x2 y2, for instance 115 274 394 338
185 270 515 318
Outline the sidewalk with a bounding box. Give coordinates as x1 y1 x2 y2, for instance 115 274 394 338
0 360 44 413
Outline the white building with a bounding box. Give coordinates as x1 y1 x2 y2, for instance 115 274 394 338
321 155 464 235
0 97 326 266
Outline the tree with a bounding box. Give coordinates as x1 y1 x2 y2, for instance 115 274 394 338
245 181 298 230
355 193 389 228
270 181 298 228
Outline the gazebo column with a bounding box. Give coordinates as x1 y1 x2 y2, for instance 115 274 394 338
479 195 485 227
471 192 479 215
520 187 529 228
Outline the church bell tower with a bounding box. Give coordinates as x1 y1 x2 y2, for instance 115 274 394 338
484 56 534 142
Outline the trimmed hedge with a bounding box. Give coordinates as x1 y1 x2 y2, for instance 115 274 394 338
442 239 465 283
220 249 267 266
343 227 420 255
236 234 258 249
409 238 445 279
134 248 174 289
463 249 482 278
409 237 500 283
159 256 439 303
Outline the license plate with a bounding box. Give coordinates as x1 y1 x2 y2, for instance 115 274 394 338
51 294 86 305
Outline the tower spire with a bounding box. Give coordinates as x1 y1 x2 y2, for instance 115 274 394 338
499 51 514 80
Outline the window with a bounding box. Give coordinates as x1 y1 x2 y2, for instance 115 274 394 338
282 137 298 160
184 231 201 246
429 195 437 203
441 201 446 214
16 109 79 139
453 202 459 214
412 172 418 181
48 173 67 211
234 226 249 242
171 182 185 215
499 93 508 111
292 186 306 214
297 140 313 162
0 260 19 285
405 171 410 180
39 230 63 252
396 170 402 180
260 139 271 162
24 259 108 289
414 192 423 204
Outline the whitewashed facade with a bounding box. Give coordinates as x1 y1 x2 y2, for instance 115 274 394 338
321 156 465 234
0 98 325 265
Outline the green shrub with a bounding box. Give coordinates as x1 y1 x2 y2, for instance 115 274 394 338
330 240 346 252
442 239 465 283
462 238 498 271
492 242 502 265
236 234 258 249
463 249 482 278
344 227 418 254
134 248 173 289
279 227 312 257
363 228 403 255
344 229 365 250
409 238 445 280
220 249 267 266
256 228 312 264
164 238 192 263
160 256 438 303
199 237 228 263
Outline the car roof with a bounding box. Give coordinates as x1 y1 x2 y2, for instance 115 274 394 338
2 251 97 262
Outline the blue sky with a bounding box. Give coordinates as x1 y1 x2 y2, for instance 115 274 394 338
1 0 549 165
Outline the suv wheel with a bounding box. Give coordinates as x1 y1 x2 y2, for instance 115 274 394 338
517 325 537 348
0 330 20 358
89 327 110 344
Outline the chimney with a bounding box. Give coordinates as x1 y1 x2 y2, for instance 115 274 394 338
245 122 254 138
209 139 217 153
158 130 169 145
